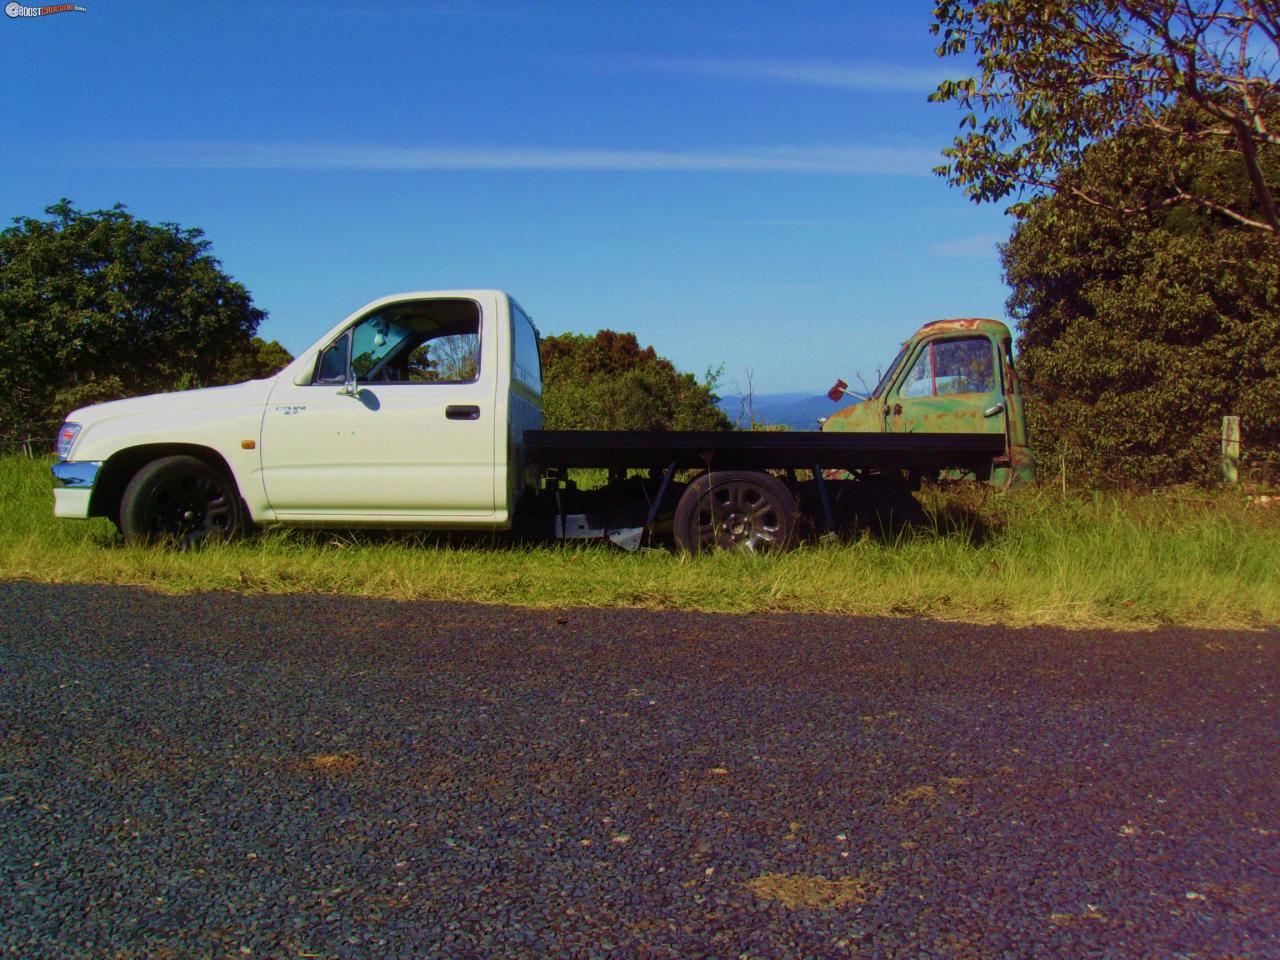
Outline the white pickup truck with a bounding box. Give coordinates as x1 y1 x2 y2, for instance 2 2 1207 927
52 289 1027 551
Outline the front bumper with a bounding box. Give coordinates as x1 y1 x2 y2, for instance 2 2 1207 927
52 461 102 489
51 461 102 519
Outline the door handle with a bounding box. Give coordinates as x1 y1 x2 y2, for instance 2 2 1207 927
446 404 481 421
983 402 1006 418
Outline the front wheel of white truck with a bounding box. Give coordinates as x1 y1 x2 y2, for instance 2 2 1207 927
119 455 246 548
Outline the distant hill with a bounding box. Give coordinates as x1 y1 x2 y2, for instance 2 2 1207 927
717 391 865 431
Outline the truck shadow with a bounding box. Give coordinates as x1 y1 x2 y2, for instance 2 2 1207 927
918 500 1000 547
808 477 1001 549
845 493 1001 548
89 510 1003 553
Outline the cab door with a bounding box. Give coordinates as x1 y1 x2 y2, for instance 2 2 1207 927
885 335 1006 435
260 296 498 518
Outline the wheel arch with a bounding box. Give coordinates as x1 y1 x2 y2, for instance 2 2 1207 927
90 444 241 523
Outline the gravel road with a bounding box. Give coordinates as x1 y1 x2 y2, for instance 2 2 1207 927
1 581 1277 959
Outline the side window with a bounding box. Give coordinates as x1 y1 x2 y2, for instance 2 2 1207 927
935 338 994 394
352 315 412 380
900 349 934 398
400 329 479 382
872 344 909 398
315 333 350 383
313 300 482 385
511 302 542 393
898 337 995 398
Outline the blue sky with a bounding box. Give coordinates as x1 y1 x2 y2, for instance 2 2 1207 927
3 0 1012 395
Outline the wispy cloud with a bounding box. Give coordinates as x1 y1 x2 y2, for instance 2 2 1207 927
244 0 538 20
94 142 939 175
643 58 946 93
929 232 1006 258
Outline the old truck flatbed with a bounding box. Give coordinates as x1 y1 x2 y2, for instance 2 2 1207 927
524 429 1006 473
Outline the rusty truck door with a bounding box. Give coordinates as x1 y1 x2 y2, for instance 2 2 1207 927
884 335 1007 436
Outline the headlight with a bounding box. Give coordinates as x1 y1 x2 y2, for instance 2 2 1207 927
56 422 81 461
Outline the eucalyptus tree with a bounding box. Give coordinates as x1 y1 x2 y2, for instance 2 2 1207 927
931 1 1280 233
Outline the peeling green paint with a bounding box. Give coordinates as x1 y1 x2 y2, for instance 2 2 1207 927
823 318 1035 486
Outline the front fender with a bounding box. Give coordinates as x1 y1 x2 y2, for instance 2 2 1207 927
64 381 276 521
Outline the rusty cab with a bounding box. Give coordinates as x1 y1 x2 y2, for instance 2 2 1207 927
823 318 1035 488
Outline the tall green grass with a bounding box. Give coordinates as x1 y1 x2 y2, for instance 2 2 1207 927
4 455 1278 627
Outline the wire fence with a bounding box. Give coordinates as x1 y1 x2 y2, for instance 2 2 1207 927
1046 416 1279 492
1 417 62 458
1 437 52 458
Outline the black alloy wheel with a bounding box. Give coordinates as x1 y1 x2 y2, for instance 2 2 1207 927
119 455 245 547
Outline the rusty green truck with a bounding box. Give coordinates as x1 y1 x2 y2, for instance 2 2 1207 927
822 317 1035 491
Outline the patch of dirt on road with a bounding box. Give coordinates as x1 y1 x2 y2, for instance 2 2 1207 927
745 872 880 910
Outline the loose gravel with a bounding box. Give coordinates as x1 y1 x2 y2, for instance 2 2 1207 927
1 580 1278 959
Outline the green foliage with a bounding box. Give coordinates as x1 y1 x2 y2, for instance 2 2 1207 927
223 337 294 383
930 1 1280 233
1003 107 1280 488
0 200 268 441
539 330 731 431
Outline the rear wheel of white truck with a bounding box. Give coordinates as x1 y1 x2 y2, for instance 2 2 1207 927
119 455 246 548
673 470 797 554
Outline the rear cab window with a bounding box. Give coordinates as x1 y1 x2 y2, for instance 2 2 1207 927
510 299 542 395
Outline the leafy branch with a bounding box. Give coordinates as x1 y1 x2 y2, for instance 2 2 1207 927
931 0 1280 233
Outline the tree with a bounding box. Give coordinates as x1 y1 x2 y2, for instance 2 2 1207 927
539 330 731 431
0 200 269 443
223 336 294 384
1002 107 1280 487
931 1 1280 233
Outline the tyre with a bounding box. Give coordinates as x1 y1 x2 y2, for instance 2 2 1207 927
119 455 246 547
673 470 797 553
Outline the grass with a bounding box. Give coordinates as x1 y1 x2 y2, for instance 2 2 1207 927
4 455 1279 628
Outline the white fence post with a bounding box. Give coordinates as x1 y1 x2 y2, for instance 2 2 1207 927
1222 416 1241 485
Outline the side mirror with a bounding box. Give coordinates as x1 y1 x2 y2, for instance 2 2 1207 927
336 374 360 397
827 378 848 402
292 370 312 386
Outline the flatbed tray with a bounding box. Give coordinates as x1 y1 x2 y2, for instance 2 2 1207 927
524 429 1006 472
